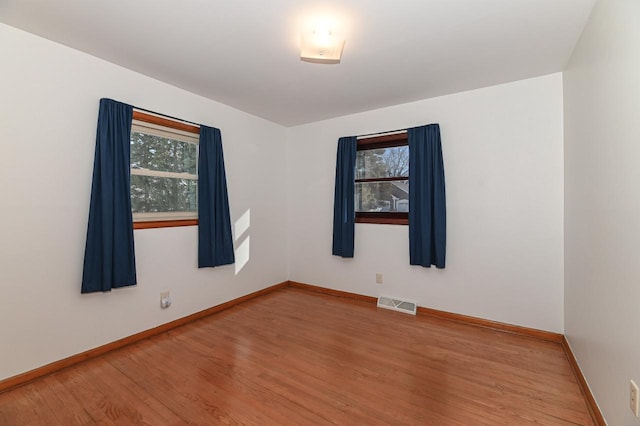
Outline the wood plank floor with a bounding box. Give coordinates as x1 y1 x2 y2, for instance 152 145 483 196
0 287 593 425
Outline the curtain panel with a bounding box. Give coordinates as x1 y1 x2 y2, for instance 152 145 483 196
81 98 137 293
408 124 446 268
198 126 235 267
332 136 357 257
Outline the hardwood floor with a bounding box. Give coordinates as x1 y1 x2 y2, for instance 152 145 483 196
0 287 594 425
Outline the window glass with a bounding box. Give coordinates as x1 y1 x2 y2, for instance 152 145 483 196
130 175 197 214
356 180 409 213
130 131 197 174
356 146 408 179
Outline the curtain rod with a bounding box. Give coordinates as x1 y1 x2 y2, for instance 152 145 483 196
133 105 201 127
356 128 408 139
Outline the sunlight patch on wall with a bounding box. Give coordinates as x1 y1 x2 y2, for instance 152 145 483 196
234 209 251 275
235 236 250 275
235 209 250 241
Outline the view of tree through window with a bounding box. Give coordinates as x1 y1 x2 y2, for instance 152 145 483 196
130 131 198 215
355 145 409 213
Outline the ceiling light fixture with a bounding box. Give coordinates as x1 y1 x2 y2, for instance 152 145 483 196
300 26 345 64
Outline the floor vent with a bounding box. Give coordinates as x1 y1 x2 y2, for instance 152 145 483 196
377 296 417 315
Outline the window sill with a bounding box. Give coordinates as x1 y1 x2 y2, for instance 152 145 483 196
355 216 408 225
134 219 198 230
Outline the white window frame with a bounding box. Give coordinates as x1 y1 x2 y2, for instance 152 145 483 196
130 118 200 223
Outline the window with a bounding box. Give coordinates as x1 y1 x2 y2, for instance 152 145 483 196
130 111 200 229
355 132 409 225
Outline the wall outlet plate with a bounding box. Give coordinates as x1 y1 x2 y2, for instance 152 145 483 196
160 291 171 309
375 273 383 284
631 380 639 417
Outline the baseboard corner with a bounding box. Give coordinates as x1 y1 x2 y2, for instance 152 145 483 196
561 336 606 425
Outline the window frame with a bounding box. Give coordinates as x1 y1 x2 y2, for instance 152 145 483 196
355 132 409 225
130 111 200 230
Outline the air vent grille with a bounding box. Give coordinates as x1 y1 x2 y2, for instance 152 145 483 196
377 296 417 315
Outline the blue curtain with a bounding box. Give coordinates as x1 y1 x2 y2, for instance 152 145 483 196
332 136 357 257
81 99 137 293
408 124 446 268
198 126 235 267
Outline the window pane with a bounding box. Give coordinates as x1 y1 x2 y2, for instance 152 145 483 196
131 175 197 213
356 146 409 179
356 180 409 212
130 131 197 174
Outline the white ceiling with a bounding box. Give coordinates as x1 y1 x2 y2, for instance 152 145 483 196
0 0 596 126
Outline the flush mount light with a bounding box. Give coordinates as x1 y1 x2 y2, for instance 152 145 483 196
300 27 345 64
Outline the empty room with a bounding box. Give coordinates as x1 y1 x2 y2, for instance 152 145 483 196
0 0 637 424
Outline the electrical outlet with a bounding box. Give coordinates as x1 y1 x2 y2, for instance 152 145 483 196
631 380 639 417
375 273 383 284
160 291 171 309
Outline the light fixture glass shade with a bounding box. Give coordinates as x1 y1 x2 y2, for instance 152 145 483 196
300 29 345 64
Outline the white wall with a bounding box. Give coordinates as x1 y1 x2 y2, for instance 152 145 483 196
564 0 640 424
286 74 565 333
0 24 288 381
